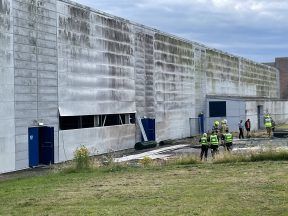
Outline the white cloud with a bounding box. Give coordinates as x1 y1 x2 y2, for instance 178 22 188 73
73 0 288 62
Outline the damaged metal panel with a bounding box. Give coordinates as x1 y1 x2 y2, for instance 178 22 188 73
57 1 136 116
58 125 135 162
0 0 15 173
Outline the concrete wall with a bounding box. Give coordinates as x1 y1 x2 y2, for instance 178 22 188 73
245 100 288 131
13 0 58 170
58 125 135 162
57 0 136 116
206 49 279 98
0 0 15 173
56 0 136 157
0 0 285 173
206 99 246 133
154 34 196 141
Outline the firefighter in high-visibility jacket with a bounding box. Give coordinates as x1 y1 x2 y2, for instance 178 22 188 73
209 131 219 158
221 129 233 151
199 133 209 161
264 114 272 137
213 120 220 133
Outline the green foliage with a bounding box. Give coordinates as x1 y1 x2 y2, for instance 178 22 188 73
214 150 288 164
250 150 288 162
168 155 200 166
1 162 288 215
74 145 90 170
140 156 153 167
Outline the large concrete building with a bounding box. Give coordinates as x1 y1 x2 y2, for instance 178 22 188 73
1 0 288 173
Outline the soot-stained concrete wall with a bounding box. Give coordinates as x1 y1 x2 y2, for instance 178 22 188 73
206 49 279 98
57 1 135 116
0 0 283 173
13 0 58 170
0 0 15 173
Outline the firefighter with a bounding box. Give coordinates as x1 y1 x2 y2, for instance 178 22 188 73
221 129 233 151
213 120 220 133
264 114 272 137
220 119 228 134
209 130 219 158
199 133 209 161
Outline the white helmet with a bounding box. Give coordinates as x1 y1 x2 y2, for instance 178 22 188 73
203 133 207 137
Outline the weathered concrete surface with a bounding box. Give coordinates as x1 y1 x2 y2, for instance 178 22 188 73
246 100 288 131
154 33 196 141
58 125 135 162
0 0 15 173
206 50 279 98
0 0 286 173
13 0 58 170
57 0 136 116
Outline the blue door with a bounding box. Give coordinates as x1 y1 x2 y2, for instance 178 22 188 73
141 118 156 141
28 126 54 167
28 127 39 167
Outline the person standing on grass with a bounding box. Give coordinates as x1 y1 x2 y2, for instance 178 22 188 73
199 133 209 161
238 120 244 139
245 119 251 138
209 130 219 158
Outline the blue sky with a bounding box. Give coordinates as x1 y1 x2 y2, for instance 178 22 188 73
74 0 288 63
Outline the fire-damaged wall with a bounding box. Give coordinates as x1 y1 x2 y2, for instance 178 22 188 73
57 0 136 161
12 0 58 170
0 0 284 172
0 0 15 173
153 34 196 141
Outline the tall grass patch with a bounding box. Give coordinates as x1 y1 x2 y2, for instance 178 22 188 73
214 149 288 164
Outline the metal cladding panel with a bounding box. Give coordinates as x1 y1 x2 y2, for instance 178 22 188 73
0 0 15 173
58 125 136 162
57 1 136 116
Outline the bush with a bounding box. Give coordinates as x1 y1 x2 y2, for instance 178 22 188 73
140 156 153 167
74 145 90 170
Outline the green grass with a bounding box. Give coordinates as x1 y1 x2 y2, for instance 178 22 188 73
213 150 288 164
0 161 288 215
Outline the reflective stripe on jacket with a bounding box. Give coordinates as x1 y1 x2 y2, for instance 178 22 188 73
224 133 233 143
200 137 208 145
264 117 272 128
210 135 219 145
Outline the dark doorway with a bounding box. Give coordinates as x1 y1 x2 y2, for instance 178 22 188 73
257 105 263 130
29 126 54 167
